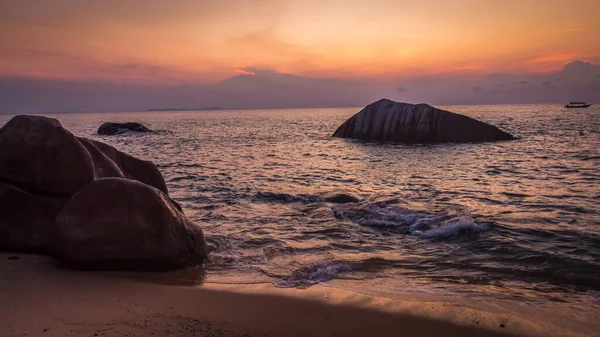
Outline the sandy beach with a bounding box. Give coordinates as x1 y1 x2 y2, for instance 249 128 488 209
2 252 592 337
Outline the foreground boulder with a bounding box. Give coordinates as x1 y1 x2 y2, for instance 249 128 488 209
0 115 95 197
77 137 126 180
0 115 207 270
98 122 152 135
0 115 166 197
333 99 514 143
83 138 168 194
0 182 66 253
55 178 207 270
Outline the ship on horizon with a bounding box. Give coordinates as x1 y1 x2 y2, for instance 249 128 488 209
564 101 591 108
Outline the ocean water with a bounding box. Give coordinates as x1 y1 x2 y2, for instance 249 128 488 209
2 104 599 311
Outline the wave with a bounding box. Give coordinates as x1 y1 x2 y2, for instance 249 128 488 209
273 261 353 288
255 191 315 203
413 217 491 238
168 175 207 182
333 205 491 238
255 191 359 204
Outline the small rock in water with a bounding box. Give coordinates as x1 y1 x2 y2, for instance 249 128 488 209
97 122 153 135
7 256 21 260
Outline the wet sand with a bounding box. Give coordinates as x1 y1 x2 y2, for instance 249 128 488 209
0 253 585 337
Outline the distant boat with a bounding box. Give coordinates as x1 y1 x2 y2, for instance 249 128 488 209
564 102 591 108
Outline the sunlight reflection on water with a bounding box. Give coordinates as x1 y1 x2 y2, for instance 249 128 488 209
2 103 599 306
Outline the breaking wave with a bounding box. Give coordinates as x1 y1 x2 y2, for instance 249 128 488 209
333 205 491 238
273 261 353 288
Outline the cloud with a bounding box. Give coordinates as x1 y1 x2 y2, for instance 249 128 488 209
388 60 600 105
0 48 217 84
0 67 382 112
234 67 278 76
526 54 577 64
0 0 247 27
227 30 321 72
0 60 599 113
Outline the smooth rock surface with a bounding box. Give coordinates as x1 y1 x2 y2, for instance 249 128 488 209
0 115 95 197
0 116 163 197
0 115 207 270
0 182 66 253
55 178 207 270
97 122 152 135
333 99 514 143
78 137 125 180
85 138 169 195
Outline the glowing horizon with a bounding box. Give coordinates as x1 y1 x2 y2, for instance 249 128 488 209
1 0 599 84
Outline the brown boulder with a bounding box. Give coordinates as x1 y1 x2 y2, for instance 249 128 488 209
77 137 125 179
0 182 66 253
0 116 166 198
0 115 95 197
84 138 169 195
333 99 515 143
55 178 207 270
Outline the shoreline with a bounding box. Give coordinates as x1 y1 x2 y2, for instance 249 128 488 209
1 253 591 337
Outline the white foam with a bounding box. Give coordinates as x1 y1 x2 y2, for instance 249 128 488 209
412 216 491 238
334 205 491 238
273 261 353 288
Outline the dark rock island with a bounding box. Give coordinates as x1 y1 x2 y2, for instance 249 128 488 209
97 122 153 135
333 99 514 143
146 106 223 112
0 115 207 270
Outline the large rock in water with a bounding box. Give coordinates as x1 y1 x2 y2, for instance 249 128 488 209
333 99 514 143
0 115 95 197
54 178 207 270
98 122 152 135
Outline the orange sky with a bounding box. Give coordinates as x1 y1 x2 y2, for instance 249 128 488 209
1 0 599 83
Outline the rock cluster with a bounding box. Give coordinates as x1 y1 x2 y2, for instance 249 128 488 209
0 115 207 270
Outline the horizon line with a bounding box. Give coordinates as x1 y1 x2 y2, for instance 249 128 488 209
0 101 594 115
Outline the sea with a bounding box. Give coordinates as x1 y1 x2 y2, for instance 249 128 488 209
2 104 599 328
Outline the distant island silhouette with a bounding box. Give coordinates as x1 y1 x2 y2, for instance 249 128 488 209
146 106 223 112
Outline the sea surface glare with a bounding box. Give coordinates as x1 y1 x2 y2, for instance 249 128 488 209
3 104 599 314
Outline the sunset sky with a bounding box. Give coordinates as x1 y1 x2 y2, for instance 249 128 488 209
1 0 599 112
